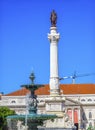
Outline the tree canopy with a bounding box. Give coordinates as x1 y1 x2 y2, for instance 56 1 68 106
0 106 15 130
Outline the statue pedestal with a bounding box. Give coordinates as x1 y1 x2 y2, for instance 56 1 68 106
45 95 74 128
45 95 65 117
45 95 65 128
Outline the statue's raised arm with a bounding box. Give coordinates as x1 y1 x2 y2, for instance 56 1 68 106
50 10 57 27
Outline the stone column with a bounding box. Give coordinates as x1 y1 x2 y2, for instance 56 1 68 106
72 108 74 124
78 107 81 130
48 27 60 96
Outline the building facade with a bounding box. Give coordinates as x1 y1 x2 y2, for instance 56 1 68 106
0 84 95 129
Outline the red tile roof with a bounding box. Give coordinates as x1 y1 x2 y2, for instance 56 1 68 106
5 84 95 96
6 87 30 96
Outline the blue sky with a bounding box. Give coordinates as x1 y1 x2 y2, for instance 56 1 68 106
0 0 95 94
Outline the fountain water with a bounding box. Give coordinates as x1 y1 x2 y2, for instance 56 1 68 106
7 72 57 130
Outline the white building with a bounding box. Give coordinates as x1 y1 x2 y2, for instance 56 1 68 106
1 83 95 129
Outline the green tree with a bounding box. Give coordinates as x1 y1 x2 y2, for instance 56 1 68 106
0 106 15 130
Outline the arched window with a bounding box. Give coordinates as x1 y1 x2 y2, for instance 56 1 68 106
88 99 92 102
11 100 16 103
81 99 85 102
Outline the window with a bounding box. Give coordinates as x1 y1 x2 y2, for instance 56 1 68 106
81 99 85 102
40 100 44 102
82 112 86 120
11 100 16 103
89 122 92 127
88 99 92 102
89 112 92 119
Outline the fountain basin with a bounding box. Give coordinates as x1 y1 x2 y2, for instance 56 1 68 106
7 113 57 130
7 113 57 120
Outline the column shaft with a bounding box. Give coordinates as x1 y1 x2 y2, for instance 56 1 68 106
48 27 60 95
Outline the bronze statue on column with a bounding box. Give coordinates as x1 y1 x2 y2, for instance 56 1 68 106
50 10 57 27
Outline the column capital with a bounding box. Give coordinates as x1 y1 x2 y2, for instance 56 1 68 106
48 27 60 43
48 34 60 42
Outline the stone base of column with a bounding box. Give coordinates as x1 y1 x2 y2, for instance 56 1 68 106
45 95 65 117
45 95 75 128
45 95 65 127
50 89 60 96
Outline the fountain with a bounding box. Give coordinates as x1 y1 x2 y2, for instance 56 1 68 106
7 72 57 130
